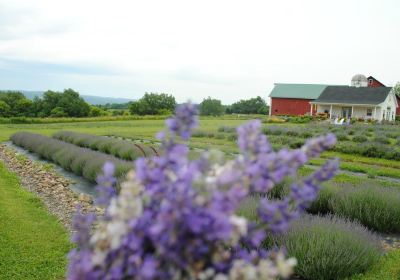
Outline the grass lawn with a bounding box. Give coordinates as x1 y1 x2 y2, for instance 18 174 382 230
351 249 400 280
0 162 71 280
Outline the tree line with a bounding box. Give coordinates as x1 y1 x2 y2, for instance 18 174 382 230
128 93 269 116
0 89 103 118
0 90 269 118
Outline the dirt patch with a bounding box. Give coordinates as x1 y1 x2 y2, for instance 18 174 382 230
0 144 102 232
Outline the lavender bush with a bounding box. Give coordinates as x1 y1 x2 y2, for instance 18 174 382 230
53 131 159 160
271 215 382 280
68 103 338 279
11 132 132 182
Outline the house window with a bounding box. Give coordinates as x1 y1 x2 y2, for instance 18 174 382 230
366 108 372 116
368 79 373 85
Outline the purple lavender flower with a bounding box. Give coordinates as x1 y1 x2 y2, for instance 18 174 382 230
95 162 117 206
68 103 338 280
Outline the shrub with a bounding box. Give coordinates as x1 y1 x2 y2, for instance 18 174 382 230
215 133 225 139
217 125 236 133
286 130 299 137
385 132 399 139
353 135 368 143
328 184 400 232
300 131 313 138
271 215 382 280
307 184 340 214
374 136 390 145
11 132 132 183
289 138 305 149
335 133 349 141
53 131 158 160
226 134 237 141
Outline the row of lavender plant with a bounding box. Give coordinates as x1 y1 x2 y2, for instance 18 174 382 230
68 103 341 279
53 131 159 161
11 132 133 183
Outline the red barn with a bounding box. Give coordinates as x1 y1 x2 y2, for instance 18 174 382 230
269 84 328 116
367 76 386 87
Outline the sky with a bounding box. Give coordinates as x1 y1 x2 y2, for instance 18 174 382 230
0 0 399 104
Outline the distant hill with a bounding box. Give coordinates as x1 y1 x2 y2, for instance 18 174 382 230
18 90 134 105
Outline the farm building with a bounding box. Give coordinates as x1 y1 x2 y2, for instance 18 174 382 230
311 86 397 122
269 84 329 116
269 74 399 120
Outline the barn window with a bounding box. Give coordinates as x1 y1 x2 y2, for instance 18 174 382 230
366 108 372 116
368 79 373 85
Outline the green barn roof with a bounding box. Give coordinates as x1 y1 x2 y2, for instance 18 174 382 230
269 83 329 99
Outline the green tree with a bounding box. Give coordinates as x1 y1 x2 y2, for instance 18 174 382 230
89 106 108 117
40 89 90 117
0 100 11 117
0 91 25 108
50 107 67 117
0 91 32 116
41 90 62 116
199 97 224 116
57 89 90 117
129 93 176 115
228 96 269 114
393 82 400 97
14 98 34 117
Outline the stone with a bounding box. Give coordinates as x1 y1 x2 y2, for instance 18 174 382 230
78 193 92 203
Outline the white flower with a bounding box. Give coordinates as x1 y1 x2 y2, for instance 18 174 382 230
276 252 297 278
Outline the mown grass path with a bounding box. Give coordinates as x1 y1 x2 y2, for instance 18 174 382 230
0 161 71 280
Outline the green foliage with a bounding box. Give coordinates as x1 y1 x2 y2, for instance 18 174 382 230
98 102 131 110
270 215 382 280
52 131 158 161
129 92 176 115
393 81 400 97
226 96 269 115
335 133 350 141
0 91 34 117
328 184 400 232
89 106 108 117
11 132 133 182
50 107 67 117
0 100 11 117
199 97 224 116
353 135 368 143
0 89 91 118
350 249 400 280
39 89 90 117
310 183 400 233
374 136 390 144
286 115 312 123
0 162 71 279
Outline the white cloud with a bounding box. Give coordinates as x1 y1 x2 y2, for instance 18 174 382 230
0 0 399 103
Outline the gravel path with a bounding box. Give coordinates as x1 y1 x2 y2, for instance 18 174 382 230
0 144 102 232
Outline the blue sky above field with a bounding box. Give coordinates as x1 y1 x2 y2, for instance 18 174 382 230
1 0 399 104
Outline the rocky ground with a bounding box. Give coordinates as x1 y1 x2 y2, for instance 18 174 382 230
0 144 102 232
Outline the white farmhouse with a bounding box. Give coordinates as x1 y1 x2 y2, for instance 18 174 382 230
310 86 397 122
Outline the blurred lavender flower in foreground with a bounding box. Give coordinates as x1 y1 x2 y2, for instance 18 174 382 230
68 103 338 280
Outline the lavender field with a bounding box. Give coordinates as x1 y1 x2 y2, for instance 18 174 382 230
1 109 399 280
